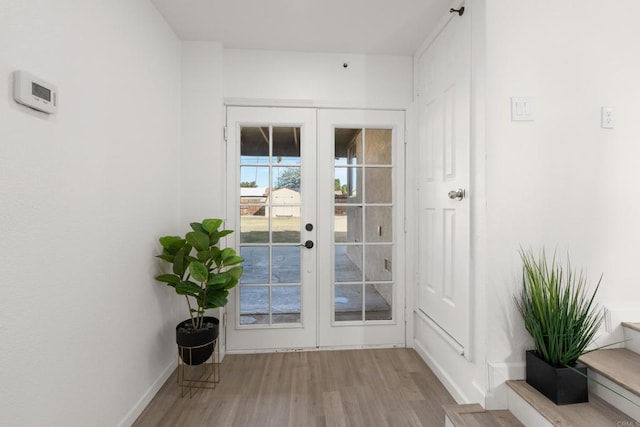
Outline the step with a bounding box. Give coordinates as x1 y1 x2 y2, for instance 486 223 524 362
579 348 640 420
506 380 636 426
622 322 640 332
622 322 640 354
580 348 640 396
444 404 523 427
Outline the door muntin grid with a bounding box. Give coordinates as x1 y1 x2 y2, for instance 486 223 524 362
238 125 303 326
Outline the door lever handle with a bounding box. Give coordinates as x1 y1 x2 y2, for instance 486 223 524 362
298 240 314 249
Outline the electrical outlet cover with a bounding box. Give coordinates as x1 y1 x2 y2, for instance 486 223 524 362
601 107 615 129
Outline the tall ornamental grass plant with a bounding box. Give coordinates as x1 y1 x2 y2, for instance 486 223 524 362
514 248 603 367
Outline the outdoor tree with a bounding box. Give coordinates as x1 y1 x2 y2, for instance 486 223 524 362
335 178 349 195
276 168 300 190
240 181 257 188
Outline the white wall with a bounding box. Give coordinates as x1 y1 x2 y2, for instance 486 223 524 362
181 42 225 221
180 41 228 355
223 49 413 108
0 1 183 425
484 0 640 402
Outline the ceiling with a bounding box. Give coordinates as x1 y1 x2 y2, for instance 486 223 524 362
151 0 451 55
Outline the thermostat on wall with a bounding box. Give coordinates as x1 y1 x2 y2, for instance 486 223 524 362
13 70 58 114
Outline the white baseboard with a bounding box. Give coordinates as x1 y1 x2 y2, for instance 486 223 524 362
485 362 525 410
413 337 470 404
117 359 177 427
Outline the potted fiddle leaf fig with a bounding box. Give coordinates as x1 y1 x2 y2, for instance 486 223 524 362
514 248 603 405
155 218 243 365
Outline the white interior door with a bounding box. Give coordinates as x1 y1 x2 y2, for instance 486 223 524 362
417 11 471 352
226 106 317 351
226 107 405 352
317 109 406 348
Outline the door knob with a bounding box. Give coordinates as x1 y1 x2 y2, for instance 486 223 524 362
448 188 465 201
298 240 314 249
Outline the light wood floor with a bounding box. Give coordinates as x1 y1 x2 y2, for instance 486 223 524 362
134 348 456 427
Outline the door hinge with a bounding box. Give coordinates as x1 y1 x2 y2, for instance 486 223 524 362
223 126 228 142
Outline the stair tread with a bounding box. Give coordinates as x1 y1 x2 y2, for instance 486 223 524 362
579 348 640 396
622 322 640 333
444 404 523 427
506 380 635 426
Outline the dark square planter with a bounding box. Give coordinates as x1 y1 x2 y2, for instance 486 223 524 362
525 350 589 405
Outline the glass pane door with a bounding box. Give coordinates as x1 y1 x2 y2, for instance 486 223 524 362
226 107 317 352
334 128 394 322
318 109 405 348
239 126 302 325
227 107 405 352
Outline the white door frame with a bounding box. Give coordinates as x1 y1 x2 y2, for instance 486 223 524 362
317 108 406 348
225 106 317 352
224 105 407 352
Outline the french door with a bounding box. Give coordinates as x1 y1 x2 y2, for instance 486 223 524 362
225 106 405 352
317 109 405 348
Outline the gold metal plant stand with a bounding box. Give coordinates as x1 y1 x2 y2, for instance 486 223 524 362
177 338 220 398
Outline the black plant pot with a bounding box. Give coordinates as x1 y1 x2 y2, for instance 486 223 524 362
525 350 588 405
176 316 219 366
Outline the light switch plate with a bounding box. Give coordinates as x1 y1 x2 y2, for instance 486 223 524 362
511 97 534 121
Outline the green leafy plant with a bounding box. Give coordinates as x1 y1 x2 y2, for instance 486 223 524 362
514 248 603 367
155 218 243 330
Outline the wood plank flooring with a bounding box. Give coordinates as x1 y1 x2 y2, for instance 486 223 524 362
134 348 456 427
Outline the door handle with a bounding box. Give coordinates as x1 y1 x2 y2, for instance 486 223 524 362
298 240 314 249
448 188 465 201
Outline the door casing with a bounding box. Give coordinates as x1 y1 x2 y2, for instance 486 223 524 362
225 106 407 352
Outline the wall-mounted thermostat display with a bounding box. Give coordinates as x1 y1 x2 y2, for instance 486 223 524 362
13 70 58 114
